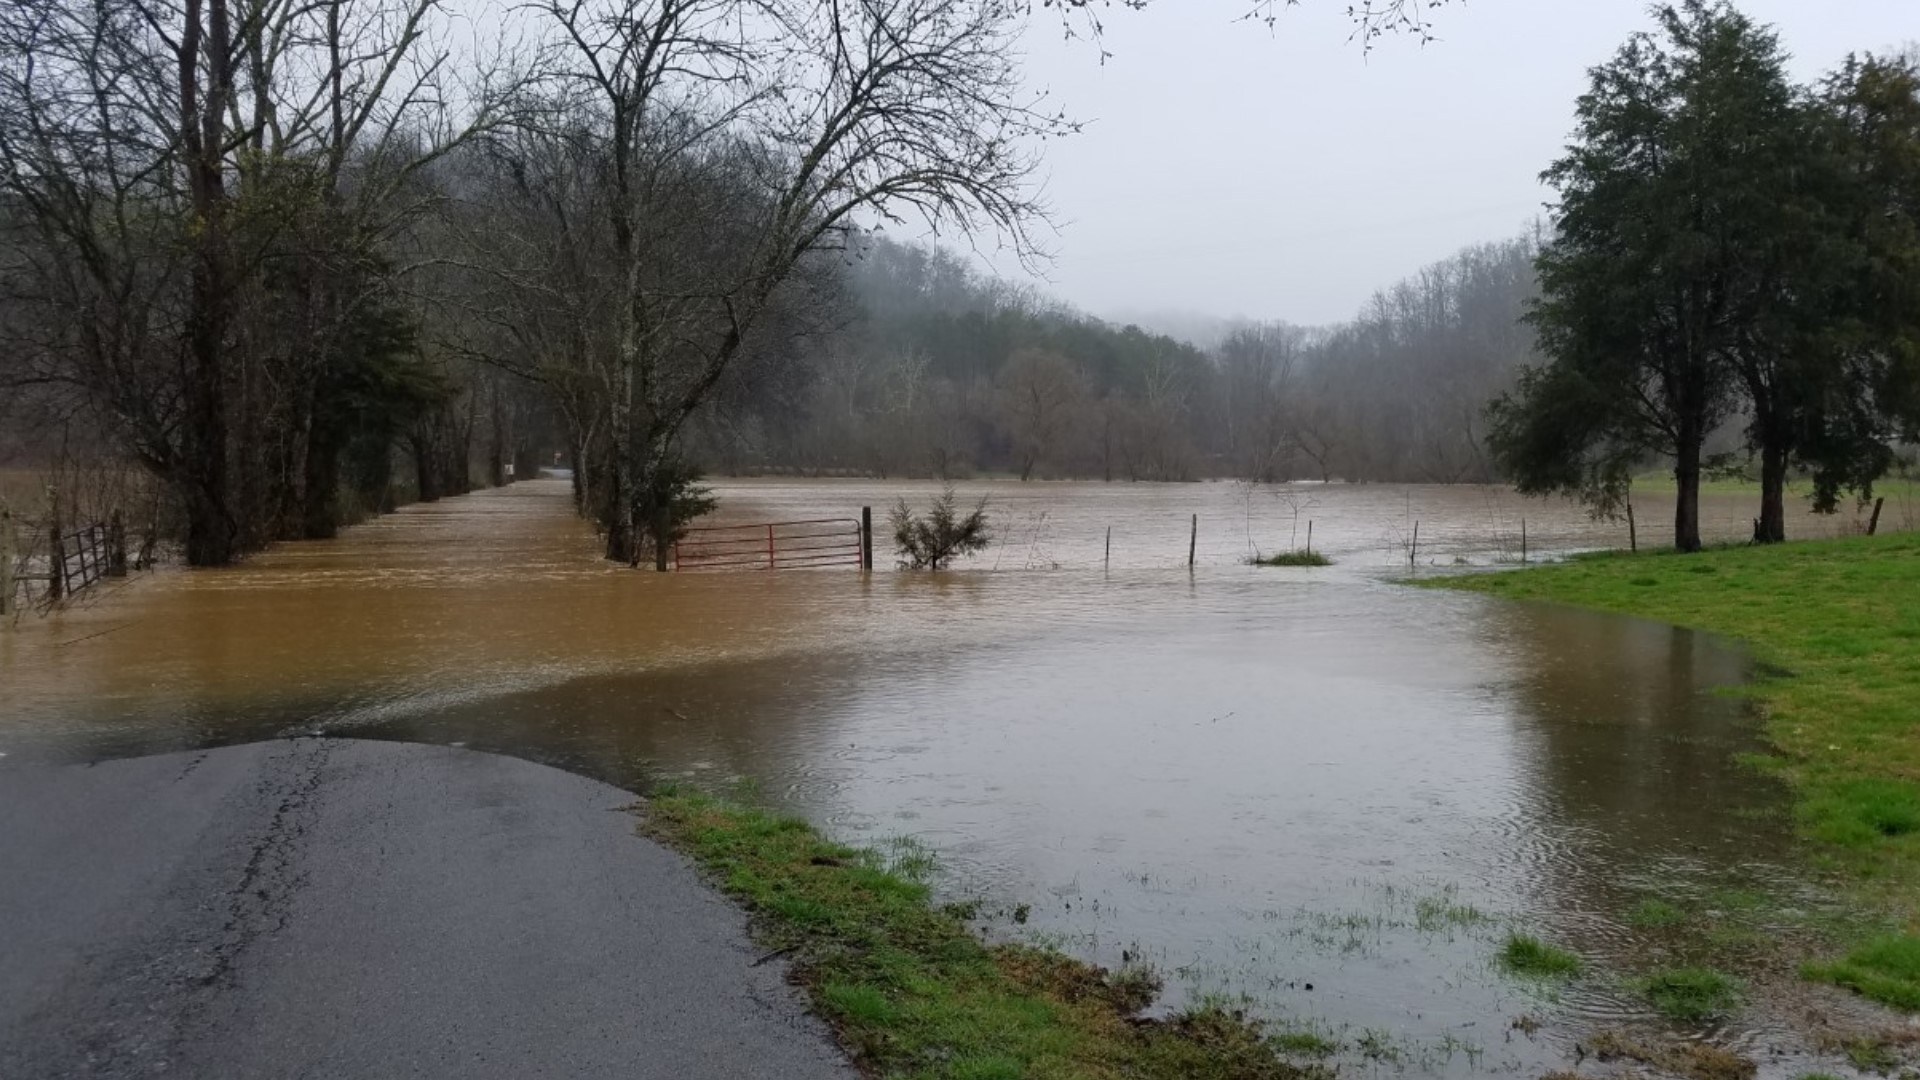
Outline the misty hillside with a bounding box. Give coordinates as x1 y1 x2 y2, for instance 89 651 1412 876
686 231 1544 484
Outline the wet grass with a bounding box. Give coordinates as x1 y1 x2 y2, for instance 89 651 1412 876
1584 1029 1756 1080
1812 1024 1920 1074
1422 532 1920 1007
1268 1028 1339 1058
638 786 1328 1079
1629 470 1919 502
1413 893 1489 932
1637 967 1741 1022
1498 933 1582 977
1626 898 1688 930
1801 935 1920 1010
1250 550 1332 568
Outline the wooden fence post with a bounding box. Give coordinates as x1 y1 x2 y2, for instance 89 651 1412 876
1409 521 1419 570
1868 497 1885 537
47 487 65 602
861 507 873 570
108 509 128 577
1104 526 1111 571
1306 520 1313 556
1188 514 1197 569
1521 518 1528 564
0 501 15 617
1627 502 1638 554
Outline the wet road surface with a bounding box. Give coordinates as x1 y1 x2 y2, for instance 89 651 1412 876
0 737 853 1080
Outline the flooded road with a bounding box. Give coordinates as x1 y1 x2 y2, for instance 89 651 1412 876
0 478 1882 1076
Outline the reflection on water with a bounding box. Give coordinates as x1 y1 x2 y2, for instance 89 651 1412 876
0 479 1844 1075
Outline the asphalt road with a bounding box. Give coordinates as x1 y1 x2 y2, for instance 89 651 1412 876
0 738 856 1079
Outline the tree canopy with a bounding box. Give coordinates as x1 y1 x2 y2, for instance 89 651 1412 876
1490 1 1920 551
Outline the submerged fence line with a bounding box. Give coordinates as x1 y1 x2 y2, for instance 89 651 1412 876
1 491 143 617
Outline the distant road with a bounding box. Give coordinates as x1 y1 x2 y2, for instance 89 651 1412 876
0 738 855 1080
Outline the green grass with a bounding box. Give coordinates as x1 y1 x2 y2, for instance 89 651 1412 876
1638 967 1741 1022
1422 532 1920 1007
639 787 1326 1079
1802 935 1920 1010
1251 550 1333 568
1842 1037 1899 1073
1629 469 1920 501
1626 898 1688 929
1497 933 1582 977
1413 893 1489 931
1269 1028 1340 1057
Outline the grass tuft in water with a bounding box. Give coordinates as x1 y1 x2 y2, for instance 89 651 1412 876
1250 550 1332 567
1638 966 1741 1022
1269 1027 1340 1058
1842 1038 1899 1073
639 786 1327 1079
1626 898 1688 929
1414 893 1490 932
1802 934 1920 1010
1498 933 1582 977
1584 1029 1756 1080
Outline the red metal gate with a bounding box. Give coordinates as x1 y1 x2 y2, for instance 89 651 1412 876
673 518 864 572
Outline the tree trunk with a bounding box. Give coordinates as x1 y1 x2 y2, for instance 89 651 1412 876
567 435 586 512
178 0 237 567
412 433 440 503
652 505 671 572
488 387 507 488
602 451 633 563
1756 440 1787 544
301 425 343 539
1673 432 1704 554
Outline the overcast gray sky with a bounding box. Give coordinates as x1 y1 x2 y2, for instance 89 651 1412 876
961 0 1916 331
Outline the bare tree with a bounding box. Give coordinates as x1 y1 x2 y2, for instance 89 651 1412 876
998 348 1086 480
1217 323 1303 482
488 0 1068 567
0 0 508 563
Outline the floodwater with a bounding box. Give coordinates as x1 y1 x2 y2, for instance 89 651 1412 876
0 478 1891 1077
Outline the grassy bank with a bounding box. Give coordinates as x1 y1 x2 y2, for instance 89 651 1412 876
1629 469 1920 501
1424 532 1920 1006
639 787 1323 1079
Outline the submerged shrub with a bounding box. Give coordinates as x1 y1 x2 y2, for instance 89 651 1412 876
891 486 990 570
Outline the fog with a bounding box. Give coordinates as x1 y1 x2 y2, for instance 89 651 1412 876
973 0 1917 331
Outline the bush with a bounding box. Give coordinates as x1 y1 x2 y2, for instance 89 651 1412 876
637 455 716 570
891 486 990 569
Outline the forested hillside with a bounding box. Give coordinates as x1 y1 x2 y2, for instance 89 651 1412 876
686 231 1544 484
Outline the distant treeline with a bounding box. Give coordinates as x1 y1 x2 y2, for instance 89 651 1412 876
685 232 1544 484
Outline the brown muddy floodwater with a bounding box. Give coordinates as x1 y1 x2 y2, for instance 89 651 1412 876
0 477 1889 1077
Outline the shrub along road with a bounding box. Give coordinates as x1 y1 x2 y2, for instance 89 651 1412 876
1426 530 1920 1007
0 738 855 1080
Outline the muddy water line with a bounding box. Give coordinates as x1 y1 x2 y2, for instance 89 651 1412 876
0 478 1854 1075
